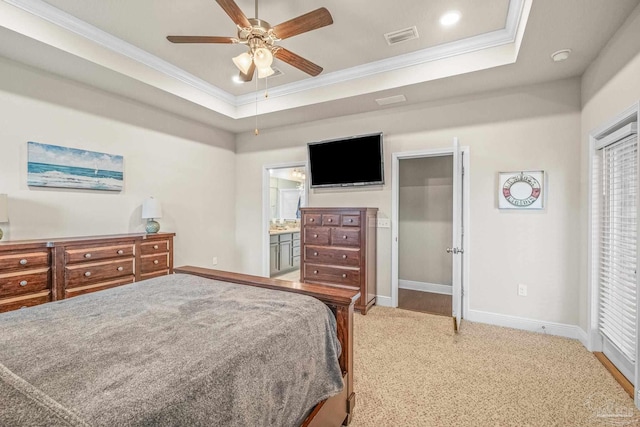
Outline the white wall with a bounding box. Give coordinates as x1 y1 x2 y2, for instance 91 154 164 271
399 156 453 286
235 78 582 325
0 58 238 271
579 4 640 331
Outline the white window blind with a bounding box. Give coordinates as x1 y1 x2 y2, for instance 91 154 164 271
597 128 638 364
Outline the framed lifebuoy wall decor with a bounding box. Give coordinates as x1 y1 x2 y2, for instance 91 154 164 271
498 171 544 209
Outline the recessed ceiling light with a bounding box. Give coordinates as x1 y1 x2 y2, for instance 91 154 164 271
440 11 461 27
551 49 572 62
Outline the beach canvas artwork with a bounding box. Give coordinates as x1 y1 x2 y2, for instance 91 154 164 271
27 142 124 191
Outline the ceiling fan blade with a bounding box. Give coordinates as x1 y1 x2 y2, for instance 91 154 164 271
272 7 333 40
167 36 237 44
215 0 251 28
239 62 256 82
275 48 323 76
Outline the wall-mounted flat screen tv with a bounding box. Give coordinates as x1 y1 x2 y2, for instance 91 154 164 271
308 133 384 188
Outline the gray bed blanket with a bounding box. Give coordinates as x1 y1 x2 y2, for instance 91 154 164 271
0 274 343 426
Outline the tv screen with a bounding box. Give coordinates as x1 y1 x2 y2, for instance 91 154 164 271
308 133 384 188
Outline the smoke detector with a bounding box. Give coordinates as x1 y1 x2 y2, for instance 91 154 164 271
551 49 572 62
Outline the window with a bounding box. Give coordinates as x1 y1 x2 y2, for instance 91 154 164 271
594 123 638 383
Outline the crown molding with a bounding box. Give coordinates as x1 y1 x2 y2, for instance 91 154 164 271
2 0 236 105
3 0 526 113
237 0 526 105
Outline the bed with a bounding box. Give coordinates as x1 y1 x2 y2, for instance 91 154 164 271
0 266 359 426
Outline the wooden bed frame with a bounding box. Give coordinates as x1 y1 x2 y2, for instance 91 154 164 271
174 266 359 427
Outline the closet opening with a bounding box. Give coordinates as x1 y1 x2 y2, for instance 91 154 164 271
397 155 454 316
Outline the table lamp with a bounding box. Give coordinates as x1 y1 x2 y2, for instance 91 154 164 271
0 194 8 240
141 196 162 234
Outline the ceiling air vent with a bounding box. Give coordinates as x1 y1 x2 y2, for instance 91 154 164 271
384 26 419 46
375 95 407 106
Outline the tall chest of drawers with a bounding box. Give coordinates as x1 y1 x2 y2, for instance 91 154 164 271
300 207 377 314
0 233 174 313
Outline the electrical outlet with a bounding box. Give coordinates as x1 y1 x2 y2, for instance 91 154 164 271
377 218 391 228
212 257 218 266
518 284 528 297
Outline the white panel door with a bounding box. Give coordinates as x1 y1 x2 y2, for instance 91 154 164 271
450 137 465 332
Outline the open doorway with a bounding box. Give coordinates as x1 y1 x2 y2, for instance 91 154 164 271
391 144 470 326
262 163 308 280
397 155 453 316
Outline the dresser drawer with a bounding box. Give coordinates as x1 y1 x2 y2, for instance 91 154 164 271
65 259 134 288
304 247 360 267
141 253 169 274
342 215 360 227
304 227 330 245
322 214 340 226
0 250 49 271
303 214 322 225
330 228 361 247
0 292 51 313
0 268 50 298
65 244 134 264
304 264 360 287
65 276 135 298
141 240 170 255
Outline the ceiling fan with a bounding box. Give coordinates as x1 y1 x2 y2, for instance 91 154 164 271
167 0 333 82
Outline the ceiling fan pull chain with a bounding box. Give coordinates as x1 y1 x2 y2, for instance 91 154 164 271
265 76 269 99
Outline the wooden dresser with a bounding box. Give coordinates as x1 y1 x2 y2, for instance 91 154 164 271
0 233 174 313
299 207 377 314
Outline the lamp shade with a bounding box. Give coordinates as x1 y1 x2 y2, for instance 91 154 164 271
253 47 273 69
0 194 8 223
232 52 253 75
141 197 162 219
257 65 275 79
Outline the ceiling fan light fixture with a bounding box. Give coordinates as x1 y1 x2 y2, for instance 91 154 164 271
253 47 274 68
257 66 275 79
232 51 253 75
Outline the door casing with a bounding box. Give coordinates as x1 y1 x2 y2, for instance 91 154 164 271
390 145 471 317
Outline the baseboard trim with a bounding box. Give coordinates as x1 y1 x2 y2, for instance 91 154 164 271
398 279 452 295
577 328 589 349
375 295 393 307
466 309 585 341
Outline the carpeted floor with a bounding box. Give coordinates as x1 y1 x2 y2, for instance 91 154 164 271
349 307 640 427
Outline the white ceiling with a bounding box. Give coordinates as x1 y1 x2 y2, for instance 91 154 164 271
0 0 638 134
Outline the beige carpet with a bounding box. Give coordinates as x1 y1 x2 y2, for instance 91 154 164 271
349 307 640 427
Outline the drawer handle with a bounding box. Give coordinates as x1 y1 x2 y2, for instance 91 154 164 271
117 266 124 272
328 218 333 222
154 260 159 265
153 245 159 249
343 235 348 239
310 218 315 222
342 274 347 278
313 252 318 256
19 280 28 287
84 271 92 277
313 270 318 274
117 250 124 255
19 259 28 265
84 253 92 259
342 255 347 259
349 219 354 223
313 234 318 238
